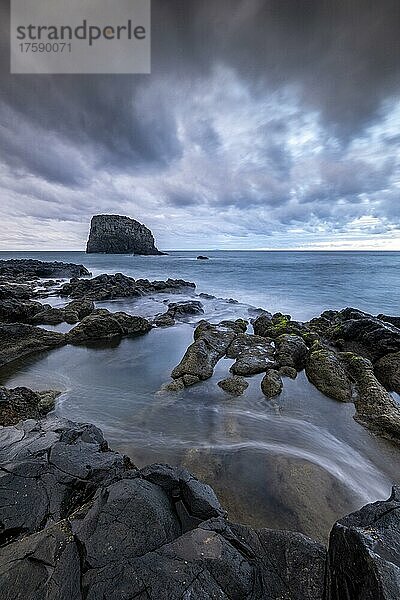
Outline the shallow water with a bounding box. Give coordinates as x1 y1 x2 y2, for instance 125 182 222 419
1 284 399 543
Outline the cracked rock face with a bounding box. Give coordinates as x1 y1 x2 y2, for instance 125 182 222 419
0 417 398 599
86 214 165 255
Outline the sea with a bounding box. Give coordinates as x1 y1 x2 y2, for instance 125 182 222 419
1 250 399 542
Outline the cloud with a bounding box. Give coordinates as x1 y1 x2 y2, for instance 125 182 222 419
0 0 399 249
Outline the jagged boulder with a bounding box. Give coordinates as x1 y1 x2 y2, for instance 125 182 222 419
65 309 151 344
218 375 249 396
325 486 400 600
340 353 400 444
374 351 400 394
227 333 276 376
0 387 60 426
0 298 48 323
86 214 165 255
261 369 283 398
170 320 246 386
60 272 195 301
275 334 309 371
0 323 65 368
32 299 95 325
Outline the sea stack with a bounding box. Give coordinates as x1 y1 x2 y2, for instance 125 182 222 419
86 214 165 255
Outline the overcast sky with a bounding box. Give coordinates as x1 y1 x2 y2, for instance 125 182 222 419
0 0 399 251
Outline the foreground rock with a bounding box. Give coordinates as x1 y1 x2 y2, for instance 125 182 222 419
0 259 90 281
0 387 60 426
0 323 65 368
66 309 151 344
341 353 400 444
86 214 165 255
0 298 48 323
170 320 247 387
325 485 400 600
60 272 195 300
0 417 398 599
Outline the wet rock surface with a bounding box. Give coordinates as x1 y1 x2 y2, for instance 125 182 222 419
170 320 247 386
227 333 276 376
0 417 397 600
325 485 400 600
60 272 195 301
0 259 90 281
261 369 283 398
86 214 165 255
218 375 249 396
65 309 152 344
0 387 60 426
341 353 400 444
0 298 48 323
33 299 95 325
306 347 352 403
375 351 400 394
0 323 65 368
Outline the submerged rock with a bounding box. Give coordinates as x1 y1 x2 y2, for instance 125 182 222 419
306 347 352 403
166 300 204 319
0 323 65 368
86 214 165 255
218 375 249 396
340 353 400 444
66 309 151 344
60 272 195 301
261 369 283 398
171 320 246 386
325 486 400 600
0 387 60 426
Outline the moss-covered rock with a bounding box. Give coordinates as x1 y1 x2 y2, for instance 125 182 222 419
305 348 352 403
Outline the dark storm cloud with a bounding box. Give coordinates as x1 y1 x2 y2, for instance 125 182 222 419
0 0 399 249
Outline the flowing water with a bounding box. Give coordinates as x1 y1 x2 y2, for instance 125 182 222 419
1 250 399 542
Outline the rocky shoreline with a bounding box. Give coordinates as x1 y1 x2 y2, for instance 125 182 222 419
0 416 398 599
0 258 399 598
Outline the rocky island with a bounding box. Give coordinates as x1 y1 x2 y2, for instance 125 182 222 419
86 214 166 255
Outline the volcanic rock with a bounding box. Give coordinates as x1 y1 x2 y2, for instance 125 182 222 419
86 214 165 255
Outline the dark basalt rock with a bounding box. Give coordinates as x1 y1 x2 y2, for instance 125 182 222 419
32 299 95 325
0 298 48 323
0 387 60 426
275 333 309 371
261 369 283 398
86 214 165 255
325 486 400 600
253 311 312 342
170 320 246 386
65 309 151 344
0 323 65 369
0 417 398 600
340 352 400 444
326 308 400 361
374 351 400 394
0 283 35 300
218 375 249 396
226 333 276 376
377 313 400 328
166 300 204 319
0 259 91 280
197 255 209 260
60 272 195 301
305 347 352 403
